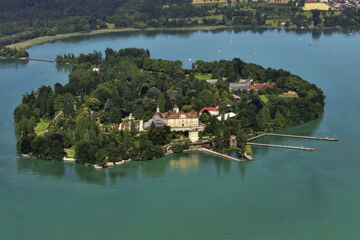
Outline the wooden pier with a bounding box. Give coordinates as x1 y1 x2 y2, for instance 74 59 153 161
247 133 338 142
265 133 338 141
247 142 315 151
200 148 246 162
247 134 267 142
246 132 337 152
21 57 55 63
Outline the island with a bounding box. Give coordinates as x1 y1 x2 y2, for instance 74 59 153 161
14 48 325 167
1 0 359 49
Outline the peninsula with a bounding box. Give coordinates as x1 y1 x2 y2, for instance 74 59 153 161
14 48 325 167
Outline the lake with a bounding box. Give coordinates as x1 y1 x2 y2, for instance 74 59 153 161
1 29 360 240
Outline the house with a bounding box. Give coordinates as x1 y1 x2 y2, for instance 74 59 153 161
199 107 219 116
164 105 199 128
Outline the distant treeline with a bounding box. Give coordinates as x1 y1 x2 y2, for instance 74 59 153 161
1 0 359 46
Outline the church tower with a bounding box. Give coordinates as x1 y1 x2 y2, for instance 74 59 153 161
173 104 179 113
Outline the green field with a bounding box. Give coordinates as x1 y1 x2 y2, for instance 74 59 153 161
34 119 50 136
279 94 299 98
64 148 75 158
195 73 212 80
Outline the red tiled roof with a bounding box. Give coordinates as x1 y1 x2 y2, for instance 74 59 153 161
249 84 274 90
199 107 219 114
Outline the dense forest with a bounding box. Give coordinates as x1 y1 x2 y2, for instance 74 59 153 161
1 0 359 46
14 48 325 166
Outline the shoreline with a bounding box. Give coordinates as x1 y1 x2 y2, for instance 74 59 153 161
6 26 233 50
6 25 347 50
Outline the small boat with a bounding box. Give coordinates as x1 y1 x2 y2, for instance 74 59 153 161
217 49 221 53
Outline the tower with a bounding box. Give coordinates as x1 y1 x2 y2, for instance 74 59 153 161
173 104 179 113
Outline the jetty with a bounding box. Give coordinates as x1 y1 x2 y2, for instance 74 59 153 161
265 133 338 141
247 142 315 151
246 132 337 152
247 133 338 142
200 148 246 162
21 57 55 63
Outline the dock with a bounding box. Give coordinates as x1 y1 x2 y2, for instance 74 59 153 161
247 134 267 142
265 133 338 141
247 142 315 151
247 133 338 142
21 57 55 63
200 148 246 162
246 132 337 152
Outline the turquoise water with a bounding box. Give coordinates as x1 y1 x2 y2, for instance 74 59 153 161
1 29 360 239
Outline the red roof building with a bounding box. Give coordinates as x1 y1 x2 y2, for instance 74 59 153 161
164 105 199 128
248 84 274 90
199 107 219 116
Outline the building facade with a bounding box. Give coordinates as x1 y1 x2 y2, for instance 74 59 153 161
165 106 200 128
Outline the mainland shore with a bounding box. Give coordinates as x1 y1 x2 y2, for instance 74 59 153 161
7 25 233 50
7 25 343 50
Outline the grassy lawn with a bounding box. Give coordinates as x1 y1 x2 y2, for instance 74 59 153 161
34 119 51 136
260 95 269 104
279 94 299 98
195 73 212 80
105 23 115 29
303 3 330 10
245 145 253 156
64 148 75 158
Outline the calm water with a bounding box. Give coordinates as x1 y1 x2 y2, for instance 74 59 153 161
1 29 360 240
